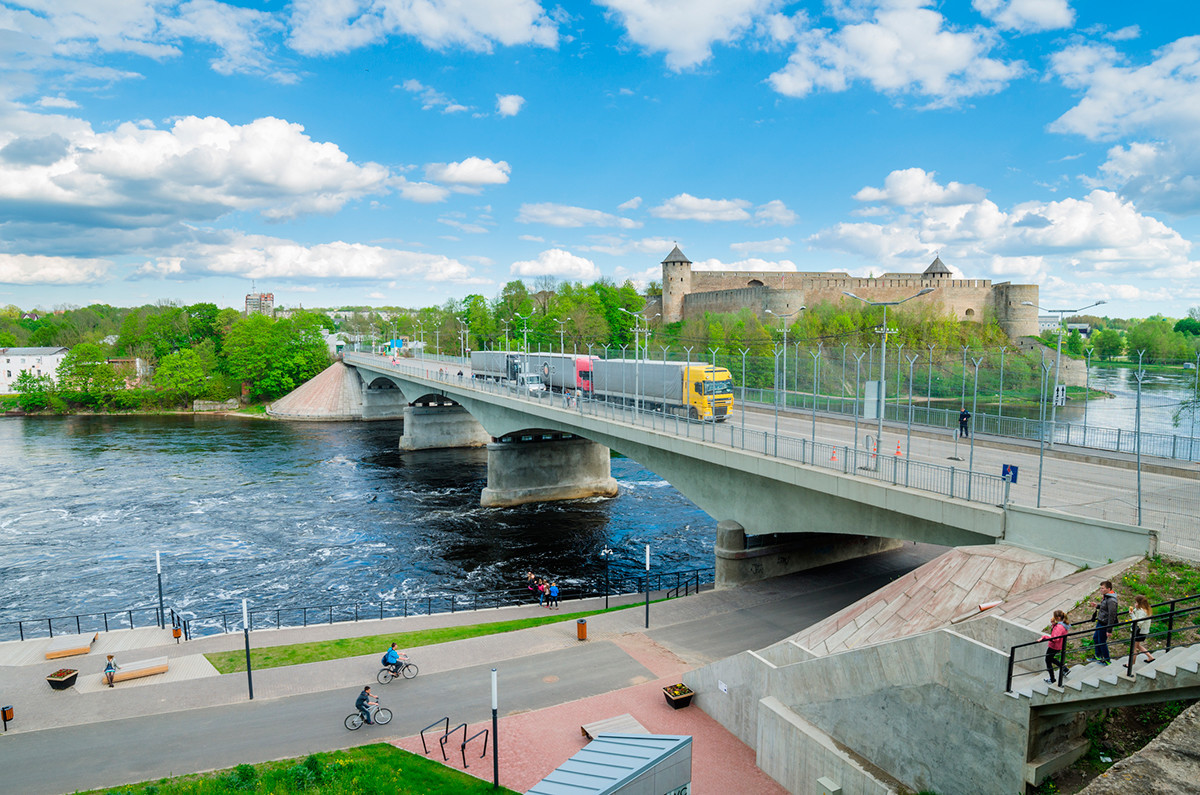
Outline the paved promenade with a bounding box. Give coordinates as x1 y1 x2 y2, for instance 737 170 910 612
0 543 940 794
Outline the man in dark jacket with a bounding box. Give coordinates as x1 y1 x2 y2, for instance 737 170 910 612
1093 581 1118 665
958 408 971 438
356 685 378 724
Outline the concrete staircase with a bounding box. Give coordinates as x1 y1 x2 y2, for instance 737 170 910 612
1009 643 1200 714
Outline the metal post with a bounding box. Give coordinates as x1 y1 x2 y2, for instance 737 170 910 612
156 551 164 630
810 346 821 446
878 304 889 466
601 546 613 610
840 342 848 414
1193 352 1200 461
242 599 254 700
739 348 750 448
1037 357 1051 508
906 354 918 487
773 346 782 456
853 353 865 452
895 342 904 420
998 346 1007 418
644 545 650 630
968 357 983 501
960 345 968 410
1084 348 1092 443
1135 350 1145 525
491 668 500 789
926 344 936 426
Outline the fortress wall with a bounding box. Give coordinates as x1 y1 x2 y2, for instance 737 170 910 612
990 283 1040 338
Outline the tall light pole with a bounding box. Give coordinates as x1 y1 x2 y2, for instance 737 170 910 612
456 318 467 359
1023 300 1106 442
766 307 804 412
414 319 424 358
515 311 531 376
501 319 510 350
554 318 568 353
844 289 933 465
600 546 614 610
618 308 659 414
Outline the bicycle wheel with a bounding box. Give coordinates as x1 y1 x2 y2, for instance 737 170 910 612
374 707 393 725
345 713 363 731
401 662 418 679
377 668 395 684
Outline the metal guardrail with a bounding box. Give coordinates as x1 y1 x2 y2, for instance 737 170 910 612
0 606 175 643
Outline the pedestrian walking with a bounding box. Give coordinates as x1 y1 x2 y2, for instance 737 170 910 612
1130 595 1155 663
1041 610 1070 684
958 408 971 438
1092 580 1118 665
549 582 559 609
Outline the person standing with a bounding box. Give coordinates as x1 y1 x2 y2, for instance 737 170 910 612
958 408 971 438
1092 581 1118 665
104 654 119 688
549 582 560 609
537 579 547 607
1130 595 1155 663
1041 610 1070 684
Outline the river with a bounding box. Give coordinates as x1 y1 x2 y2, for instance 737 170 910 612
0 415 715 630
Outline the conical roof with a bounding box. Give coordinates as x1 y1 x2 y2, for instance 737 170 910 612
924 256 951 275
662 245 691 265
266 360 363 420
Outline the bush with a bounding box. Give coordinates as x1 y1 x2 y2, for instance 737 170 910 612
221 763 257 790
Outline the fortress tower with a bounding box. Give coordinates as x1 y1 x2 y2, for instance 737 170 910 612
661 245 692 324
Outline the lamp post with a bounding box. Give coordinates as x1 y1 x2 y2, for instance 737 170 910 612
491 668 500 789
739 347 750 448
156 551 164 629
969 356 983 499
515 312 531 378
843 289 933 467
644 544 650 630
765 308 804 412
600 546 614 610
1022 300 1106 443
242 598 254 700
618 308 659 415
926 344 936 425
554 318 568 353
905 353 919 486
501 319 510 350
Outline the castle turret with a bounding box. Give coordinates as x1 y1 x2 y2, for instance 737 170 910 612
661 245 692 324
923 256 951 280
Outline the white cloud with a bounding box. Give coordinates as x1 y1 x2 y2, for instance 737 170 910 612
496 94 525 116
510 248 600 280
402 79 471 113
518 234 545 242
0 252 110 284
517 202 641 228
393 176 451 203
854 168 988 206
754 199 797 225
1105 25 1140 42
578 235 676 256
0 112 391 227
769 2 1025 106
424 157 511 188
730 237 792 254
692 257 798 272
971 0 1073 33
1049 37 1200 213
289 0 559 56
36 96 79 109
650 193 751 222
618 196 642 211
597 0 777 70
439 216 490 234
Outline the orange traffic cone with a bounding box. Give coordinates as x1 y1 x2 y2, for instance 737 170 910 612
895 441 903 456
830 448 838 463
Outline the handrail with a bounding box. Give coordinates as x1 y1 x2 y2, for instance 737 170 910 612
420 716 450 758
460 727 489 768
1005 595 1200 692
0 605 169 643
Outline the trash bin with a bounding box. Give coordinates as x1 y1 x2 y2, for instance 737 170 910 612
2 705 12 731
576 619 587 641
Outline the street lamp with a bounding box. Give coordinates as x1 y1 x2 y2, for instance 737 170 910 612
618 308 659 415
844 288 933 465
765 308 804 414
1022 300 1106 441
554 317 568 353
456 317 467 359
600 546 614 610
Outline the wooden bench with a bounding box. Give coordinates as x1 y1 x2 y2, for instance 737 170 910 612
581 713 650 740
102 656 169 684
45 632 98 659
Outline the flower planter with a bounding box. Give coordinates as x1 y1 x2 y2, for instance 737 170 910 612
662 685 694 709
46 669 79 690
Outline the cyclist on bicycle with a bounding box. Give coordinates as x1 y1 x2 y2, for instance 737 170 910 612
356 685 378 725
382 642 409 675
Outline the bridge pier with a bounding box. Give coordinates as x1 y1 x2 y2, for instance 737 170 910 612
399 401 491 450
481 434 619 508
714 520 903 587
362 380 406 420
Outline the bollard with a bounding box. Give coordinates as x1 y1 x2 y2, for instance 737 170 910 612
2 705 12 732
576 619 587 641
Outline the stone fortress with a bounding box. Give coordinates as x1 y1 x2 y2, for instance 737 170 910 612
649 246 1041 340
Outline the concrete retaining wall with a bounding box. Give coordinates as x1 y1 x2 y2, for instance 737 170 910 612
1003 505 1152 567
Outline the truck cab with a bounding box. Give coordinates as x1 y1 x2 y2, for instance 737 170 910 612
509 372 546 394
684 365 733 421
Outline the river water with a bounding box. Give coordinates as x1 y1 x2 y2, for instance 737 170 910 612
0 415 715 630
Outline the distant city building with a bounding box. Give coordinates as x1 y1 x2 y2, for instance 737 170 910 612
106 357 152 385
1038 317 1093 337
20 311 41 322
0 347 69 392
245 292 274 316
651 247 1040 339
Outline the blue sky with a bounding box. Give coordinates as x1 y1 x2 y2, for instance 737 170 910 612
1 0 1198 319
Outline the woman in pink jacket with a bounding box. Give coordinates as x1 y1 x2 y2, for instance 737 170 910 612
1042 610 1070 684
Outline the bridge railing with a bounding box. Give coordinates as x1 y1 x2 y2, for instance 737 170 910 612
358 353 1011 507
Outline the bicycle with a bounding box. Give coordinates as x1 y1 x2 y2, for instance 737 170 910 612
377 660 419 684
345 704 392 730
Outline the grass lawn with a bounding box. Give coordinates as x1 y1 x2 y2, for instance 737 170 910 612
76 743 518 794
205 602 646 673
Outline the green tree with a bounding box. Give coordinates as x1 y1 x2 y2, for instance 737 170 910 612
0 331 17 347
57 343 120 392
13 371 54 411
1092 328 1124 360
155 348 208 399
1066 328 1084 355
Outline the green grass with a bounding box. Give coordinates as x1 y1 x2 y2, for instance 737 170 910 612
205 603 645 673
75 744 518 794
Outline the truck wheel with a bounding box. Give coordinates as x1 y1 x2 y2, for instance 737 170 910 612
689 407 698 420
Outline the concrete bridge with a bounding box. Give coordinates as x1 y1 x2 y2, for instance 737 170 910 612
336 353 1162 582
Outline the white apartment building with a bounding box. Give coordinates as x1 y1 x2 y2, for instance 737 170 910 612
0 347 69 393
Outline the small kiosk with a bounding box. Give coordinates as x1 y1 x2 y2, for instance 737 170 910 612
527 733 692 795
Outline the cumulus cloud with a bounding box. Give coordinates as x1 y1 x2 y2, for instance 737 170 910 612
971 0 1074 33
0 253 110 284
289 0 558 56
510 248 600 280
754 199 798 225
36 97 79 109
692 257 798 272
1049 37 1200 213
496 94 525 116
854 168 988 206
393 176 451 203
597 0 777 70
517 202 641 228
730 237 792 254
618 196 642 211
402 80 471 113
650 193 751 222
768 2 1025 106
0 113 391 230
424 157 511 188
578 235 677 256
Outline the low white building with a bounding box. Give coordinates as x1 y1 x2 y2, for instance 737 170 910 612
0 347 69 393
